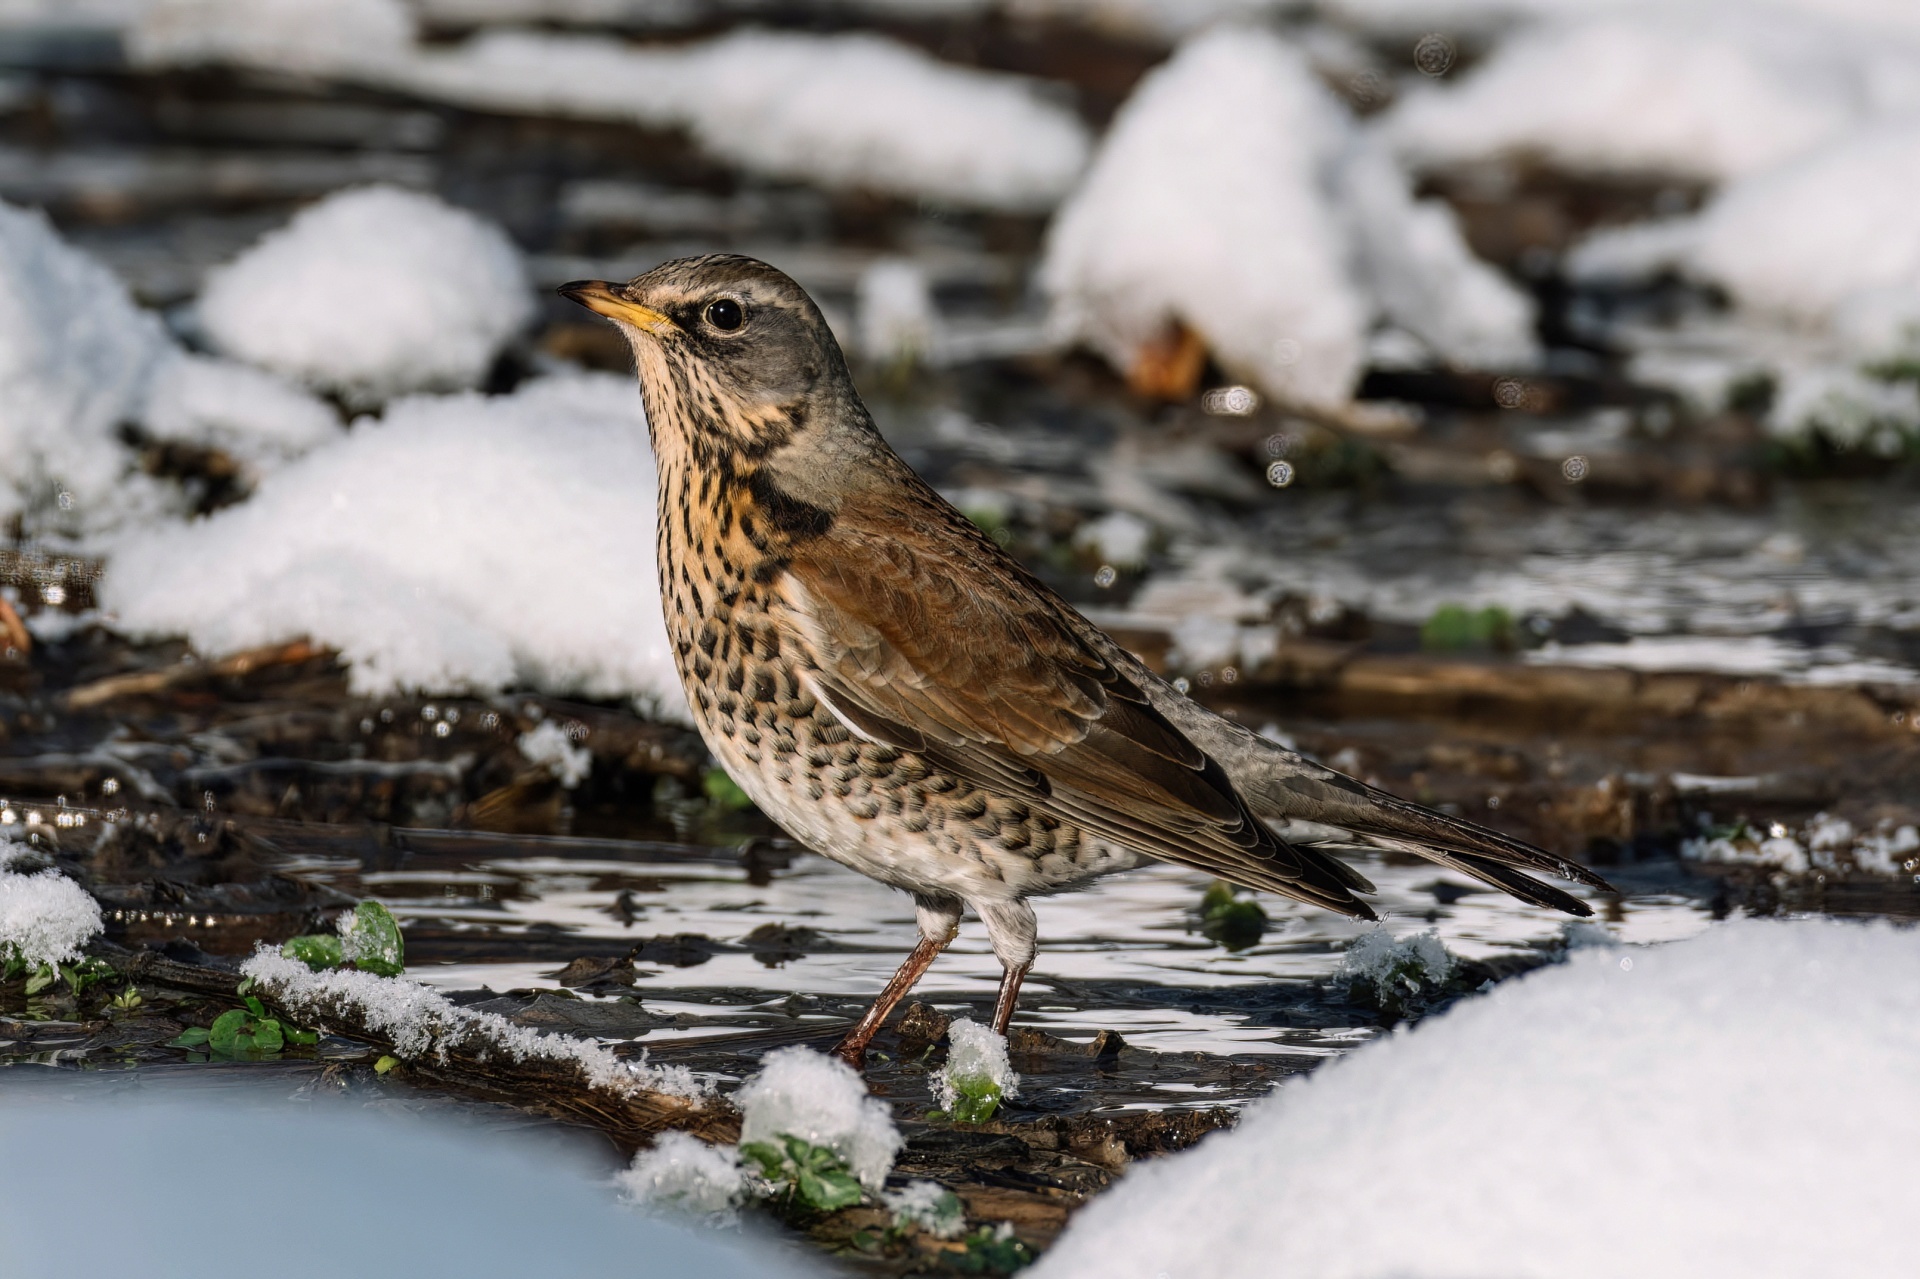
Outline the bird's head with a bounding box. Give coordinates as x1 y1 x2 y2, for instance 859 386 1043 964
561 255 866 469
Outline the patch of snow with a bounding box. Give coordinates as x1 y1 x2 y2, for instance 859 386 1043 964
518 720 592 789
1035 918 1920 1279
1530 635 1920 686
932 1017 1021 1112
1072 511 1151 569
0 197 174 543
196 185 532 407
240 947 705 1096
855 258 940 364
0 866 103 969
1341 139 1538 371
1042 27 1365 408
734 1047 902 1192
1685 815 1920 879
616 1131 747 1225
401 29 1089 211
883 1180 967 1239
139 352 341 473
1005 0 1278 42
1384 8 1920 181
1334 926 1455 1007
1854 823 1920 876
128 0 416 79
99 373 685 710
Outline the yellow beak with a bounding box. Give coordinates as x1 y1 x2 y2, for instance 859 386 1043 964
558 280 675 335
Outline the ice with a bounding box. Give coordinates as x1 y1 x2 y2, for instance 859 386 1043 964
99 373 685 710
196 185 533 407
1041 28 1364 408
1042 27 1531 407
1384 8 1920 181
139 352 341 474
0 865 104 970
240 947 705 1097
1035 919 1920 1279
518 720 592 789
0 197 173 543
734 1047 903 1192
1333 925 1455 1008
128 0 416 79
616 1131 747 1225
931 1017 1021 1114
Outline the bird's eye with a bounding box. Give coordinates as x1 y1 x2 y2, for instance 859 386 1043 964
704 298 744 332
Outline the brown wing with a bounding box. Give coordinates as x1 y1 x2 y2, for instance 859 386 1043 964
774 501 1374 918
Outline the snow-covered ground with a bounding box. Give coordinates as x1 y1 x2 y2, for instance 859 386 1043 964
1035 918 1920 1279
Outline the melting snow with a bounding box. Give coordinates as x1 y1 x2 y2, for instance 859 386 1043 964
617 1131 748 1225
240 947 705 1097
518 720 593 789
932 1017 1021 1113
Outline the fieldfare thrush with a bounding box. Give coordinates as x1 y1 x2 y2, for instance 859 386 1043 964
564 255 1612 1066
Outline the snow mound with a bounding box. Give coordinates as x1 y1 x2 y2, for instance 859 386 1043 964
129 0 416 79
404 29 1089 212
99 373 684 709
0 198 173 542
1042 26 1533 407
883 1180 966 1238
1384 8 1920 181
932 1017 1021 1114
196 186 532 406
1035 919 1920 1279
140 352 341 472
734 1047 903 1192
1041 27 1363 407
0 866 104 970
1573 123 1920 336
617 1131 747 1225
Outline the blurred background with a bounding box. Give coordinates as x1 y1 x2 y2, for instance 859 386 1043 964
1 0 1918 1212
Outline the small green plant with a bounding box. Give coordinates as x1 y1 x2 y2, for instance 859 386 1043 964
952 1223 1034 1274
280 932 345 970
169 993 317 1057
739 1134 865 1212
374 1054 400 1075
1198 880 1269 951
701 769 754 814
1421 604 1514 653
281 899 403 976
110 986 143 1011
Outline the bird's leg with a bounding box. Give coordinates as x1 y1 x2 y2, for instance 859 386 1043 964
977 897 1038 1040
991 961 1031 1037
833 896 961 1069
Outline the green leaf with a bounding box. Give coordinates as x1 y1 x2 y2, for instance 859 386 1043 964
208 1008 250 1055
24 965 56 996
342 901 405 977
373 1055 399 1075
738 1141 787 1179
244 996 266 1017
284 1028 319 1046
701 769 753 814
280 934 345 971
794 1162 864 1211
950 1077 1003 1125
168 1027 211 1048
235 977 255 996
252 1019 285 1053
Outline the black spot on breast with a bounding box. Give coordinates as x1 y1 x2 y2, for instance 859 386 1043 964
746 470 833 541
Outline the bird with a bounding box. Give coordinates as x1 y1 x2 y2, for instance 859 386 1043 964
562 255 1614 1066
